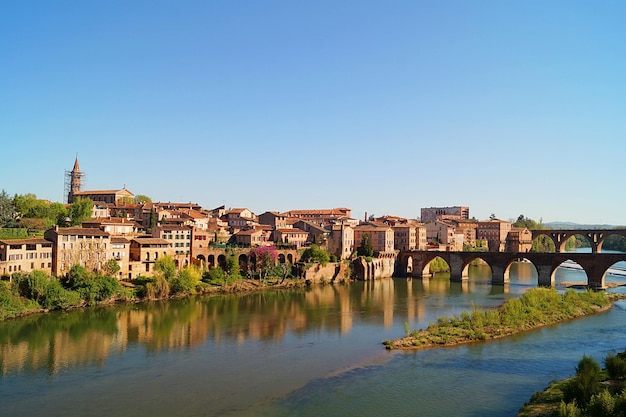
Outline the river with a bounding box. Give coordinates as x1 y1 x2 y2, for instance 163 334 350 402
2 260 626 417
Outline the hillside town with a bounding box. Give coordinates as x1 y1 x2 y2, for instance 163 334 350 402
0 157 534 280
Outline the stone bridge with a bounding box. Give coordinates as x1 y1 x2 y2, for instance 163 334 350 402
532 229 626 253
397 250 626 289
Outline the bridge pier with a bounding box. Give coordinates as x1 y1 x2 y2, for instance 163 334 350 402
536 265 554 287
491 265 507 285
449 253 467 282
586 271 605 290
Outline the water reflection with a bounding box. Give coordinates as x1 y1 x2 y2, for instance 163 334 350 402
0 271 494 377
1 260 615 379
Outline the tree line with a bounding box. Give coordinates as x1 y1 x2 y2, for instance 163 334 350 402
0 190 154 237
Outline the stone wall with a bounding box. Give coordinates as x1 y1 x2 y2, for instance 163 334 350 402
303 262 351 284
352 256 396 280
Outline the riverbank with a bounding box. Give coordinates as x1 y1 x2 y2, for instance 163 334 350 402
0 277 311 321
517 350 626 416
383 288 625 350
516 377 575 417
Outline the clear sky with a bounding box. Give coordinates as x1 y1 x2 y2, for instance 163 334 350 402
1 1 625 225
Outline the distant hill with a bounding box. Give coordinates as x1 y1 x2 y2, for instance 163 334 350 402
544 222 624 230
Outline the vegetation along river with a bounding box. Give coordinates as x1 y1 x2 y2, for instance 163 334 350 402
2 261 626 417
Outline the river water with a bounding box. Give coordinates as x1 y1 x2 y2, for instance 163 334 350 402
2 261 626 417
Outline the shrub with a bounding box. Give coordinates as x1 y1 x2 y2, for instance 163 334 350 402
558 400 582 417
202 267 226 284
154 255 176 280
169 267 201 295
93 274 121 301
41 279 82 310
0 281 34 319
563 355 602 407
577 355 602 376
66 271 121 303
301 245 331 266
587 389 615 417
145 276 170 299
613 389 626 416
605 352 626 380
17 270 50 303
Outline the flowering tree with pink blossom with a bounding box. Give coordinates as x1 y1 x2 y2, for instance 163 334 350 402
251 245 278 282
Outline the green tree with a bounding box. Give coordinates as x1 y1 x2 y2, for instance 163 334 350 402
41 279 82 309
66 197 93 226
301 244 330 266
0 189 17 227
513 214 546 230
16 270 50 303
170 266 201 294
66 264 91 288
563 355 603 407
605 351 626 380
531 234 556 252
102 258 121 277
13 196 68 230
13 193 38 217
357 234 374 257
154 255 177 281
225 253 241 279
202 266 226 285
134 195 152 204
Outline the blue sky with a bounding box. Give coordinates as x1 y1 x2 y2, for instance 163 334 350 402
1 1 625 225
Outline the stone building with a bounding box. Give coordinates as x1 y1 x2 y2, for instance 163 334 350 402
0 238 53 276
44 226 111 276
420 206 469 223
353 222 395 253
505 227 533 252
477 219 512 252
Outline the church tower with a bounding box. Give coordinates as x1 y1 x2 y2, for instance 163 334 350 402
64 156 85 203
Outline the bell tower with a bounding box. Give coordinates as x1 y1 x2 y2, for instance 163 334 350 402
64 155 85 203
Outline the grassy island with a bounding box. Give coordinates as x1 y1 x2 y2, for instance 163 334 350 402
383 288 621 350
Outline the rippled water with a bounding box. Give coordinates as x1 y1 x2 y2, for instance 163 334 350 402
1 261 626 417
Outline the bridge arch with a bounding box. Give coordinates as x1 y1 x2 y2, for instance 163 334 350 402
504 257 539 286
405 256 413 276
560 234 592 253
552 258 588 288
603 260 626 287
238 254 248 272
530 232 557 253
599 234 626 253
423 256 450 277
217 254 227 270
460 256 493 281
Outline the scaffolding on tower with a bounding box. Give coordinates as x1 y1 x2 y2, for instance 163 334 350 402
64 156 86 203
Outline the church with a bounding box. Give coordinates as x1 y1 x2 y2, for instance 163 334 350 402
65 156 134 204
